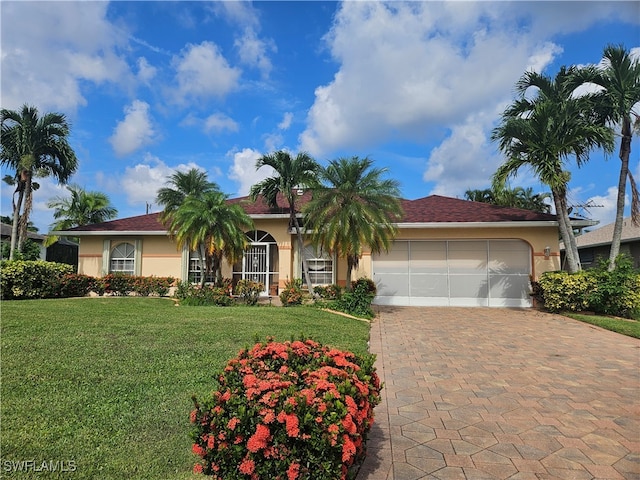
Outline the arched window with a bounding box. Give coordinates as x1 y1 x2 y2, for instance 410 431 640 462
110 242 135 275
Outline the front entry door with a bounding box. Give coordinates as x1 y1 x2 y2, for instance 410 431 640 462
243 244 269 295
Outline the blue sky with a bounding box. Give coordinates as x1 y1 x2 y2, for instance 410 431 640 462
1 1 639 233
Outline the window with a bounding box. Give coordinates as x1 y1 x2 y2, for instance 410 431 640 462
303 245 333 286
189 251 215 284
110 242 135 275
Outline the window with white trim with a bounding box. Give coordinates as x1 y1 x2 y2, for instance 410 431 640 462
110 242 135 275
189 250 215 284
302 245 333 286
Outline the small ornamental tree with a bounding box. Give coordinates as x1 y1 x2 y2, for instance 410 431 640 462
190 338 382 479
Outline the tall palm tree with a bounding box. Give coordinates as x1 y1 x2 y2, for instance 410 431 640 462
168 190 254 285
156 168 216 226
249 150 320 293
0 105 78 259
573 44 640 270
46 184 118 245
492 68 614 273
303 156 403 291
2 172 40 257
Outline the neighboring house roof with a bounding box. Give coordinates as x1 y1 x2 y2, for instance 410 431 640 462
568 217 640 250
54 194 571 236
0 223 46 242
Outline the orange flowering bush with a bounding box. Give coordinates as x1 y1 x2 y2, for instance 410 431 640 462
190 338 382 479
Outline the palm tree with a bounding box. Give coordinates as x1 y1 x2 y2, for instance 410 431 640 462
156 168 216 226
46 184 118 245
249 151 320 293
573 45 640 270
492 68 614 273
303 156 403 291
167 190 254 285
464 186 551 213
1 105 78 259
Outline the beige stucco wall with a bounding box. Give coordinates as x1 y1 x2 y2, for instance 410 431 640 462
75 222 560 285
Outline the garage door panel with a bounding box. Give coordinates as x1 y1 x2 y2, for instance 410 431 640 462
450 274 488 298
448 241 487 273
409 241 447 273
410 274 448 297
489 240 531 274
375 274 409 296
489 274 531 303
373 239 531 307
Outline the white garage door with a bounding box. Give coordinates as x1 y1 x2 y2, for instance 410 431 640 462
373 240 532 307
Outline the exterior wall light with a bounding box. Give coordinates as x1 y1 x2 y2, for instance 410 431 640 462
544 246 551 259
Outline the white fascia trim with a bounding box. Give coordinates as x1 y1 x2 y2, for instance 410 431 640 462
394 221 560 228
248 214 292 219
51 230 168 236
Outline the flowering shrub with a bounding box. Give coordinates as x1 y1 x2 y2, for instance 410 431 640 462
279 278 304 306
313 284 343 300
190 338 382 479
234 280 264 305
59 273 97 297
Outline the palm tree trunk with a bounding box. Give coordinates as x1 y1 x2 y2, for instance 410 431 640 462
9 182 24 260
608 117 632 271
553 190 580 273
345 257 354 292
292 212 314 293
17 170 33 253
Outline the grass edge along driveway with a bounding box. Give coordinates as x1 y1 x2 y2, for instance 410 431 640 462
1 298 371 479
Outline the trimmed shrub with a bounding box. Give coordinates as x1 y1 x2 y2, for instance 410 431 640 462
59 274 96 298
0 260 74 300
131 276 175 296
537 271 595 312
101 273 135 296
280 278 304 306
190 338 382 479
586 255 640 318
175 281 233 306
334 278 377 319
314 284 343 300
234 280 264 306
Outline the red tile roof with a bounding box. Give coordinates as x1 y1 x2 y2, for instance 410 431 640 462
63 194 557 233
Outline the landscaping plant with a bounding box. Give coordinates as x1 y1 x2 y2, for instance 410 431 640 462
234 279 264 305
279 278 304 306
190 338 382 479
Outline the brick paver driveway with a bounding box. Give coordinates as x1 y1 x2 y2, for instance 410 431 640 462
358 307 640 480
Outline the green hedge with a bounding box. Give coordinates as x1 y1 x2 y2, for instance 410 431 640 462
537 255 640 318
0 261 175 300
0 260 74 300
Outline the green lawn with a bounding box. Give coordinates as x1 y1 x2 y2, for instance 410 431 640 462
564 312 640 338
0 298 372 479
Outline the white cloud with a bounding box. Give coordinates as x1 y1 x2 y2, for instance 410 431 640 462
204 113 239 134
115 154 204 206
298 1 633 198
235 28 275 78
585 187 620 227
228 148 274 196
180 112 239 134
0 2 131 111
109 101 157 157
278 112 293 131
137 57 157 85
424 110 502 196
171 41 241 104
